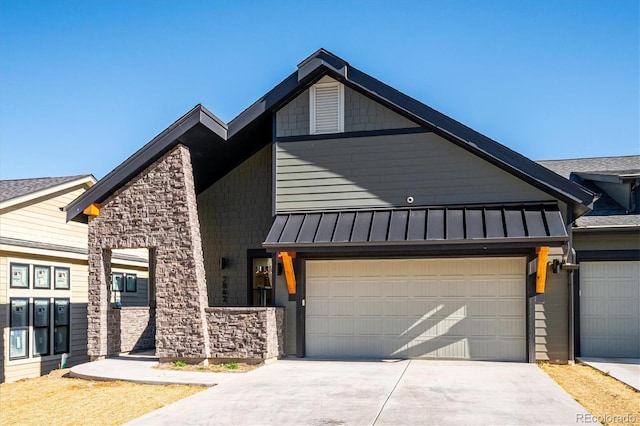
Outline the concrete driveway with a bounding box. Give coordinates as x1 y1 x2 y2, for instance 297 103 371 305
128 359 592 426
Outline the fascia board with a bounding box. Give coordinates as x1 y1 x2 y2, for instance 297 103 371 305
65 105 226 222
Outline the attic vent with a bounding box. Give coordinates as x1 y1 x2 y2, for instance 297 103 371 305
310 81 344 134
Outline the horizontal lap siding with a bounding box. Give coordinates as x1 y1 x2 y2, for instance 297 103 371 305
0 188 89 249
276 133 551 212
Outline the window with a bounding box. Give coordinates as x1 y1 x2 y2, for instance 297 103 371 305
7 261 73 360
34 266 51 289
310 81 344 134
54 299 70 354
125 273 137 292
54 267 70 289
10 263 29 288
112 272 124 292
33 299 51 356
10 298 29 359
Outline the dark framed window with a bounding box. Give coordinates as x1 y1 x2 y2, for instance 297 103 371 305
125 273 137 292
10 263 29 288
54 299 70 354
34 265 51 289
9 298 29 359
33 299 51 356
112 272 124 292
54 267 70 289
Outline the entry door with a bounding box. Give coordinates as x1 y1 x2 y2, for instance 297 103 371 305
305 257 527 361
250 257 273 307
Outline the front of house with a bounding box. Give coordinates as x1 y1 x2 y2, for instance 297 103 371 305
66 49 608 365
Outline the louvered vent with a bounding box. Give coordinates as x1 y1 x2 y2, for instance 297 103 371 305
310 82 344 134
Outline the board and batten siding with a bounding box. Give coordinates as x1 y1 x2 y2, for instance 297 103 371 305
276 132 553 212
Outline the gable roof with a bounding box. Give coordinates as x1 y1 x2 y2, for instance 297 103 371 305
1 175 95 210
66 48 595 222
537 155 640 180
538 155 640 230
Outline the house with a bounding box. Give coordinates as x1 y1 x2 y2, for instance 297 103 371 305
66 49 601 365
538 156 639 358
0 175 149 383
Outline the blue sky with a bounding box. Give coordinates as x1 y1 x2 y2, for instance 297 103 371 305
1 0 638 180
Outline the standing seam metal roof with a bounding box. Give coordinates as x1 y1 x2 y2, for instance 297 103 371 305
264 203 568 249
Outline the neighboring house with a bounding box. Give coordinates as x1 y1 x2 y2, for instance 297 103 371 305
538 156 640 358
0 175 148 383
66 49 600 365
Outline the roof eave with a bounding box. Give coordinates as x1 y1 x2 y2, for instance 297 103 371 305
263 236 569 252
65 105 227 222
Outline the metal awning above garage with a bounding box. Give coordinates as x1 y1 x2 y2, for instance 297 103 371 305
264 203 568 250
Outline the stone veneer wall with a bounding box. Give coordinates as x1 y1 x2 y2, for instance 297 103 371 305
87 144 211 361
107 307 156 354
197 145 273 306
206 307 284 360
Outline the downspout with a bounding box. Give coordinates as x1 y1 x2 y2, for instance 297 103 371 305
566 209 575 365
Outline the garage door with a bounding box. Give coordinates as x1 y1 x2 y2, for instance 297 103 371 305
306 257 526 361
580 261 640 358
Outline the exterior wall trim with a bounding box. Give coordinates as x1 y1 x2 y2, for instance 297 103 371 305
276 126 429 143
297 251 533 361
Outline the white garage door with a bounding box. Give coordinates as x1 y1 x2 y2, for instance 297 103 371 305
306 257 526 361
580 261 640 358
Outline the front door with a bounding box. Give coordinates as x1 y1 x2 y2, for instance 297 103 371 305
248 252 273 306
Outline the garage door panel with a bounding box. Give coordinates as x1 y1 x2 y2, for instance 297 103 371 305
580 261 640 358
328 318 354 334
406 299 441 314
306 258 526 361
306 299 330 316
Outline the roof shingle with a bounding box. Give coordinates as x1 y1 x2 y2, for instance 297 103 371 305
0 175 92 203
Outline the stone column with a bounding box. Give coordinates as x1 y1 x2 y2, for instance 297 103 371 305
87 230 110 359
86 144 211 363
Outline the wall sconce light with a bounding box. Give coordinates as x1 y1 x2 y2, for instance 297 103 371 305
220 257 227 270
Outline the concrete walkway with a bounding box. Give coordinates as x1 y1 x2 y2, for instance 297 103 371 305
126 359 593 426
578 357 640 391
69 356 239 386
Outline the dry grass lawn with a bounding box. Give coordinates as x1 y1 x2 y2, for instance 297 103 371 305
0 369 206 426
539 362 639 426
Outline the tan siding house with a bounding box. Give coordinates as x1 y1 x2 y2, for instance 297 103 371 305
0 175 148 382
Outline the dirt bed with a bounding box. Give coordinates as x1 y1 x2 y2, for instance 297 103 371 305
539 362 639 426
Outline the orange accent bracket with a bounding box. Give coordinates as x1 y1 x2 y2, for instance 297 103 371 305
536 246 549 294
83 203 100 217
281 252 297 294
